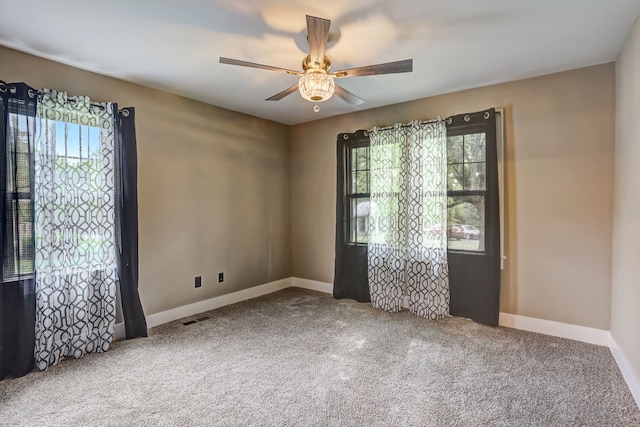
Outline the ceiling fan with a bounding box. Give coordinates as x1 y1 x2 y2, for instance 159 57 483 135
220 15 413 110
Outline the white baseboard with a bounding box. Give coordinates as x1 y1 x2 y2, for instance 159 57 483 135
114 277 292 339
287 279 612 347
291 277 333 294
498 312 609 346
499 314 638 409
145 277 292 328
609 334 640 409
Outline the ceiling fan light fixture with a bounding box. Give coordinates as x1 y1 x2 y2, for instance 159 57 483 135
220 16 412 108
299 72 334 102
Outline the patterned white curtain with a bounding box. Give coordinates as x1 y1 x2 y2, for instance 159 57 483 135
367 120 449 319
33 89 117 370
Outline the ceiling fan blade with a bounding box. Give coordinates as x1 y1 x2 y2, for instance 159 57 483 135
220 57 300 75
333 59 413 78
306 15 331 68
334 84 365 106
266 84 300 101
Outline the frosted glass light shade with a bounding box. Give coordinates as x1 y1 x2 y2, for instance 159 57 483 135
299 72 334 102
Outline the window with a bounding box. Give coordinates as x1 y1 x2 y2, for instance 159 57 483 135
345 140 370 244
3 113 112 279
3 107 35 281
336 109 501 321
344 131 487 249
343 120 498 254
35 118 115 272
447 132 487 252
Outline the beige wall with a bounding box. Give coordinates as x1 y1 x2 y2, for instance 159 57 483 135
612 17 640 383
0 45 619 332
291 63 616 330
0 46 292 316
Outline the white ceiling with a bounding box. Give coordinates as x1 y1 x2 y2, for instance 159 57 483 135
1 0 639 125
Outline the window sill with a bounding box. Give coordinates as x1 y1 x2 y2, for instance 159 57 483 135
344 242 368 247
447 249 487 256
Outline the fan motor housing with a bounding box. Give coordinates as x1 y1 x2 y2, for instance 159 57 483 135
302 55 332 72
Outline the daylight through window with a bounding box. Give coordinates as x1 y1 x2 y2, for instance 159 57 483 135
447 132 487 252
344 129 491 253
346 141 370 244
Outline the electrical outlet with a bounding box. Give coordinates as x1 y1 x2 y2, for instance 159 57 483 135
195 276 202 288
218 272 224 283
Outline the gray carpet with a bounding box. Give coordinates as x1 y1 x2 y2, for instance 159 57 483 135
1 287 638 426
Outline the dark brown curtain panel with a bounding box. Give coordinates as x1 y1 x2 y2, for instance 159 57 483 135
446 108 501 326
333 130 370 302
114 106 147 339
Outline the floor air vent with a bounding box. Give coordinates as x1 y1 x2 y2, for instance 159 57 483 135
182 315 210 326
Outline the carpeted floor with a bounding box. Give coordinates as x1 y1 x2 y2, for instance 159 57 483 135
1 287 638 426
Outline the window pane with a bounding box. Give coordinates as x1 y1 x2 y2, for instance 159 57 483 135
36 119 114 270
357 146 369 170
7 113 33 193
350 198 370 243
4 113 34 280
447 195 485 252
464 133 486 162
355 170 369 194
380 166 401 193
351 146 369 171
54 122 101 164
447 164 463 191
350 146 369 195
464 162 486 191
16 199 34 274
2 198 34 279
447 135 463 163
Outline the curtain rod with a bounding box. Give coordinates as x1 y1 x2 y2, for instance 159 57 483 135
367 116 449 133
366 109 493 133
1 81 130 114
